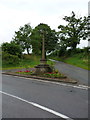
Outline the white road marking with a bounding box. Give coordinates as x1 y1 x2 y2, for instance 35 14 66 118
0 90 73 120
11 75 89 90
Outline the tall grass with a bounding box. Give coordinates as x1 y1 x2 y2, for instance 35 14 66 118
2 53 55 70
2 54 40 70
20 54 40 68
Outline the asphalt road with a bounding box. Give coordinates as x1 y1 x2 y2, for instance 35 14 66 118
2 74 88 119
50 60 89 86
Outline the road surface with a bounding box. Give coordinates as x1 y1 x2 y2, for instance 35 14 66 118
1 74 88 119
49 59 89 86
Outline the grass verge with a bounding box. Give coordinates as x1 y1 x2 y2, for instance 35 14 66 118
48 53 89 70
1 54 54 70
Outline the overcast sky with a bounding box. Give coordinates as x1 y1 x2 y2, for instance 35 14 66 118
0 0 89 48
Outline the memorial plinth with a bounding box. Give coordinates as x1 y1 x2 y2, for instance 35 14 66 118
34 63 52 74
34 58 52 75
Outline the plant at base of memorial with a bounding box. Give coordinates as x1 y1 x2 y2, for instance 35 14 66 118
16 69 66 78
43 71 66 78
16 70 33 75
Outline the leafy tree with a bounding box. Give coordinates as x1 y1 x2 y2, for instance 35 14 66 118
31 23 58 56
12 23 32 54
58 11 88 51
1 42 23 57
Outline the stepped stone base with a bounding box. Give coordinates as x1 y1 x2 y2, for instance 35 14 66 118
33 64 52 75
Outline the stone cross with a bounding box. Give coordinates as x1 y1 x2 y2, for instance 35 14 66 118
41 32 46 61
34 30 52 74
40 31 47 64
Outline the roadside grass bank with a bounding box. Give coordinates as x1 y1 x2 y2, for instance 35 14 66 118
1 53 89 71
48 53 89 70
1 54 39 70
1 54 54 70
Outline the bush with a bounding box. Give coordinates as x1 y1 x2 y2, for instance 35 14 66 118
83 47 90 54
22 54 32 60
58 47 66 57
1 42 23 58
2 52 20 65
65 48 84 56
49 47 67 57
74 48 83 53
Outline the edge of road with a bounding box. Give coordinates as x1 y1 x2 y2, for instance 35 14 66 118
49 59 89 71
49 59 89 86
2 72 77 84
2 72 90 90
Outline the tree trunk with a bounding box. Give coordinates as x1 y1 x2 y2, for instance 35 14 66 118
71 42 77 51
27 48 30 54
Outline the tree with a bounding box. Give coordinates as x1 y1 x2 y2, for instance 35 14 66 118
58 11 88 51
12 23 32 54
31 23 58 56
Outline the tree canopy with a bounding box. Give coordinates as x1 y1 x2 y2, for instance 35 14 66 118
12 23 32 54
58 11 88 51
3 11 88 57
31 23 58 56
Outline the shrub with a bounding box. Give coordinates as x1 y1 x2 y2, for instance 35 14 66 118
65 48 84 56
83 47 90 54
2 52 20 65
1 42 23 58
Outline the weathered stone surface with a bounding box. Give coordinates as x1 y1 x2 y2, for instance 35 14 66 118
34 64 52 75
